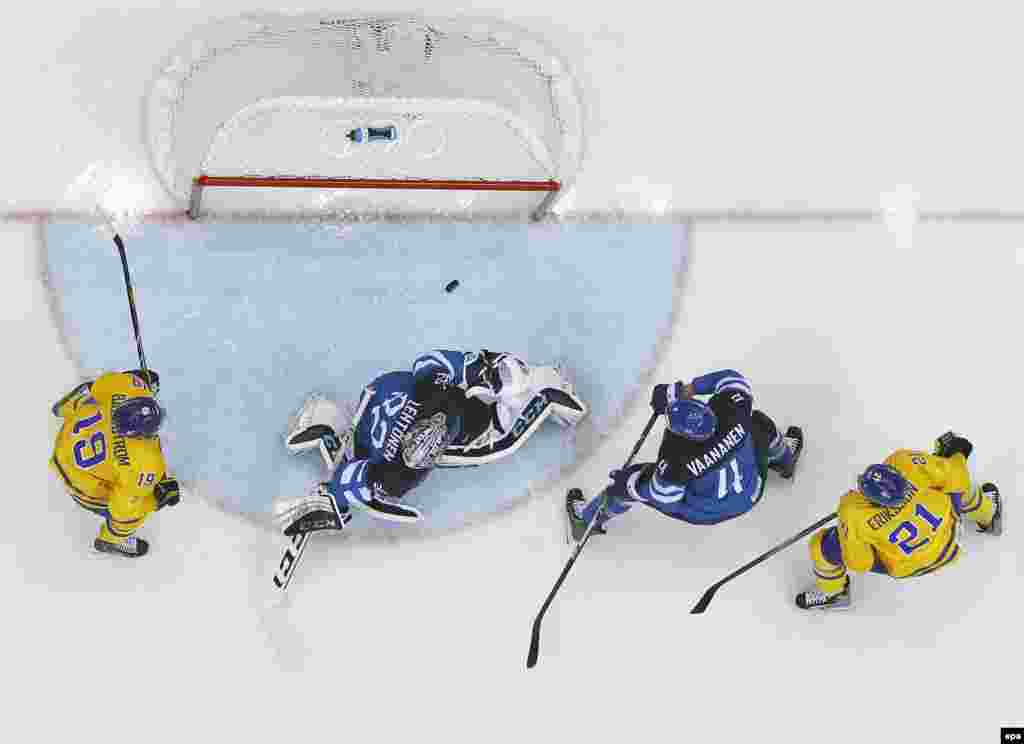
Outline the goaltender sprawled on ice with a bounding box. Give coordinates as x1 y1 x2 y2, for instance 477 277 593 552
277 349 586 535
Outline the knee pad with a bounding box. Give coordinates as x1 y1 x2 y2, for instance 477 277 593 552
750 409 779 445
810 526 844 567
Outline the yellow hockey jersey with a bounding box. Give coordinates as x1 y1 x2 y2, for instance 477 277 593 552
51 372 168 539
837 449 969 578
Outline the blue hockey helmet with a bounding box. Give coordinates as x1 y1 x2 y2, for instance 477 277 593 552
666 398 718 442
858 464 910 507
112 396 164 438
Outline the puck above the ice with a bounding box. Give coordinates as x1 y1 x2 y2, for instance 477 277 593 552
445 280 459 293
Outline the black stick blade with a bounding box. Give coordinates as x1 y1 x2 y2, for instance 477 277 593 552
690 584 721 614
526 620 542 668
525 413 660 670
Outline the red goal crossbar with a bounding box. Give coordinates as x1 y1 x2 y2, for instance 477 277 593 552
188 175 561 219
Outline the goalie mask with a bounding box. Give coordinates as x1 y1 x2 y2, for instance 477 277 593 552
402 412 456 470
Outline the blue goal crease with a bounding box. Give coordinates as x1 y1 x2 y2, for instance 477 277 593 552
45 221 688 534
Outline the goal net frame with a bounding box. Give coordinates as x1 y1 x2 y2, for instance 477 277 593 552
147 13 584 221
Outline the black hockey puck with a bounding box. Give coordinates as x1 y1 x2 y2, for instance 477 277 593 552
445 280 459 293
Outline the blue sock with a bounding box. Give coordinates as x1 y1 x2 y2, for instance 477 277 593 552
580 490 631 526
766 431 794 468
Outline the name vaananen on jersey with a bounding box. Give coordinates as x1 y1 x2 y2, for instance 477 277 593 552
685 422 746 477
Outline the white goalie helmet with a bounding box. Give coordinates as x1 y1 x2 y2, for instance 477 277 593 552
401 412 451 470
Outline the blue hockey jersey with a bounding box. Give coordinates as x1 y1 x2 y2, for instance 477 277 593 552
328 351 473 514
634 370 764 524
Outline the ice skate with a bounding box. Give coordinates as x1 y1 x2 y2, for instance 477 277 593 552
93 535 149 558
795 577 851 611
976 482 1003 536
770 426 804 479
566 488 605 543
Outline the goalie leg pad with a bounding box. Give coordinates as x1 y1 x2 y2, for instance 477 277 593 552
542 387 587 427
515 363 586 428
438 393 553 466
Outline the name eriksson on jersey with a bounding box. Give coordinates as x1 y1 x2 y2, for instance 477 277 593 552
685 424 746 477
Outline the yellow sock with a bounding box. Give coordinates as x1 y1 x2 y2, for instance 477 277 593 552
98 524 127 545
810 529 849 594
959 484 996 528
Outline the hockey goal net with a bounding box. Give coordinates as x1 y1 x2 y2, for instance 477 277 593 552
147 14 583 220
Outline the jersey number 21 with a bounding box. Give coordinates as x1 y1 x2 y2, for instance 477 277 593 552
889 503 943 555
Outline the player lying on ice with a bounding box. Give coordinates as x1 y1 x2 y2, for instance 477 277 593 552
567 369 803 539
50 370 180 558
278 349 586 535
795 431 1003 611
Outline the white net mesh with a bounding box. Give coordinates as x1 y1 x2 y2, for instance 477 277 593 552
146 13 584 218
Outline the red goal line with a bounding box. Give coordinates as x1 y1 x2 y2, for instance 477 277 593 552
193 175 561 191
188 175 562 219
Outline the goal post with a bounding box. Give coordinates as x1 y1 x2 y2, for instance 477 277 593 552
147 14 583 220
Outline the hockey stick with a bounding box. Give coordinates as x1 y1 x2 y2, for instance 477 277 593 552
112 234 156 392
689 511 838 614
272 530 311 591
526 410 660 669
271 389 373 593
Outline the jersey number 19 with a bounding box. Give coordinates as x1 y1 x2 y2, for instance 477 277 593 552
71 411 106 469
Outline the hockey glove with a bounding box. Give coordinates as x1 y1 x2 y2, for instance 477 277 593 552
650 382 686 415
154 478 181 510
464 349 507 401
606 463 649 502
933 431 973 460
51 381 93 417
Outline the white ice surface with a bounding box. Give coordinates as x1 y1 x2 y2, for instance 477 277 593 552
5 220 1021 743
2 2 1024 742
